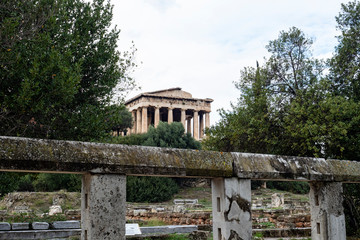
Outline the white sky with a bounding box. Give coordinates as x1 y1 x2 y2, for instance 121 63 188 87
112 0 346 125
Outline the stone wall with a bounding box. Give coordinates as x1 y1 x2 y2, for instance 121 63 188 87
127 211 211 225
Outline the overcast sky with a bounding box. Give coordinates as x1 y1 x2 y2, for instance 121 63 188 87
112 0 346 125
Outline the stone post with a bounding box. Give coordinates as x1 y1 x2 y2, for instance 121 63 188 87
136 109 141 134
82 173 126 240
142 107 148 133
181 109 186 128
187 117 192 134
193 110 199 140
212 178 252 240
131 111 136 134
168 108 173 123
309 182 346 240
199 112 204 139
154 107 160 128
205 112 210 129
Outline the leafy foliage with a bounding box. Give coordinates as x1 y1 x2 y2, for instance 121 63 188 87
0 0 135 141
126 176 179 203
266 181 309 195
32 173 81 192
112 122 201 150
330 0 360 101
111 122 201 202
0 173 21 197
0 0 135 198
330 1 360 236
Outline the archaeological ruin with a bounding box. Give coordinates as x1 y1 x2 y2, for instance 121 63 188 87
2 136 360 239
125 87 213 140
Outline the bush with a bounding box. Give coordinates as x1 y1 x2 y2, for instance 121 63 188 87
33 173 81 192
126 176 179 203
0 173 21 197
266 181 309 194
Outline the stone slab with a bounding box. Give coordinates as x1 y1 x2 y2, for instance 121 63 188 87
11 223 30 230
126 224 141 236
173 199 198 205
0 223 10 231
0 229 80 239
140 225 197 234
32 222 49 230
51 221 80 229
2 136 360 182
232 152 360 182
0 136 233 177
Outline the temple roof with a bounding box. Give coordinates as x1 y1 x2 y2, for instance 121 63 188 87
125 87 213 105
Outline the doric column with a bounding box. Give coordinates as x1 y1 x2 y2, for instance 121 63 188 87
154 107 160 128
205 112 210 129
168 108 173 123
199 112 204 139
82 173 126 240
212 178 252 240
131 111 136 135
142 107 148 133
193 110 199 140
187 117 192 134
309 182 346 240
181 109 186 128
136 108 141 134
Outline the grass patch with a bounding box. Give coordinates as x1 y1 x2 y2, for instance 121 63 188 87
138 218 167 227
258 221 276 229
4 213 66 223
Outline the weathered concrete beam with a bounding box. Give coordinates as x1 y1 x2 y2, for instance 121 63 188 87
232 152 360 182
0 136 232 177
1 136 360 182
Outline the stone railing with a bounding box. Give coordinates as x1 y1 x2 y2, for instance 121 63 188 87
1 136 360 240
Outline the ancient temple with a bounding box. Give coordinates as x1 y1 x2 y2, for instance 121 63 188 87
125 87 213 140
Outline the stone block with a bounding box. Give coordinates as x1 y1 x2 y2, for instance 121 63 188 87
49 205 62 215
271 193 284 208
141 225 197 234
12 222 30 230
64 209 81 216
13 205 31 214
173 199 198 205
133 209 147 216
189 230 209 240
295 222 304 228
82 174 126 240
126 223 141 236
32 222 49 230
0 222 11 231
51 220 80 229
212 178 252 240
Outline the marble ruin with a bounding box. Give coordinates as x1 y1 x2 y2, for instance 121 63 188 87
125 87 213 140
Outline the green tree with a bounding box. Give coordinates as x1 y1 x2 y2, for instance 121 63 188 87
330 0 360 100
265 27 324 102
112 122 201 202
204 63 276 153
0 0 136 141
204 27 325 157
0 0 136 196
0 173 21 197
143 122 201 150
329 1 360 235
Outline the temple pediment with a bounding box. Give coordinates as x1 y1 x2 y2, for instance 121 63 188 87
145 87 192 98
